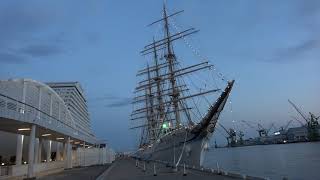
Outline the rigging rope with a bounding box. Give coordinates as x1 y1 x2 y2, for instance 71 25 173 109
169 17 228 82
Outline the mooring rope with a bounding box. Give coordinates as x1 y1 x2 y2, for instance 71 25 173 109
175 129 188 167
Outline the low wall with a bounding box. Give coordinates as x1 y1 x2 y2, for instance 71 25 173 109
0 147 115 178
7 161 64 177
73 147 114 167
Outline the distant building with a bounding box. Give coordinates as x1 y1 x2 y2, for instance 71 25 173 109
46 82 94 138
287 126 308 142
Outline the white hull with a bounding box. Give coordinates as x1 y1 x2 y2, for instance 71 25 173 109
136 128 209 167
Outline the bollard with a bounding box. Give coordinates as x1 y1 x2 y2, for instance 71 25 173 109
242 174 247 179
216 162 221 174
183 163 187 176
153 163 157 176
173 165 178 172
143 162 146 172
135 160 138 167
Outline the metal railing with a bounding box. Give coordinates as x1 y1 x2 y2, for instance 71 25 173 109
0 93 96 144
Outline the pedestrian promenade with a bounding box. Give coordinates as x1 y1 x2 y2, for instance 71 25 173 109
38 165 109 180
97 158 262 180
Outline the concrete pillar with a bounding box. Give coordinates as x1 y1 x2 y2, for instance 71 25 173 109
46 140 52 162
27 124 36 178
83 142 86 166
34 138 39 163
66 137 72 169
56 142 61 161
63 142 67 161
15 134 24 165
38 139 43 163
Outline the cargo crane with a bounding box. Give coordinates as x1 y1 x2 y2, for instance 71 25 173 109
241 120 274 137
266 123 276 135
288 99 319 141
257 123 268 137
274 120 293 135
290 116 304 126
281 120 293 131
218 123 237 147
238 131 244 145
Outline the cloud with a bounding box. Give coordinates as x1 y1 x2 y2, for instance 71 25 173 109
88 94 132 108
20 44 64 57
0 1 107 64
0 1 54 45
268 38 320 62
0 52 25 64
283 39 319 56
89 94 122 101
262 1 320 63
297 0 320 17
105 97 132 108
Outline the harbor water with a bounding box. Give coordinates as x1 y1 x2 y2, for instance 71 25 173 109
203 142 320 180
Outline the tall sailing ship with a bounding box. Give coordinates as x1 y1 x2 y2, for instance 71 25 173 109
131 4 235 167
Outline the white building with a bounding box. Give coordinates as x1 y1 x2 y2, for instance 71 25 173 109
46 82 94 139
0 79 114 179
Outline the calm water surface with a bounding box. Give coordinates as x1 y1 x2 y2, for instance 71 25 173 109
203 142 320 180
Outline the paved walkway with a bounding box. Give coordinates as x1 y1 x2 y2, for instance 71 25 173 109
39 165 109 180
99 158 242 180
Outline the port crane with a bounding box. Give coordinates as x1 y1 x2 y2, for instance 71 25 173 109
290 115 304 126
241 120 274 137
241 120 259 137
237 130 244 145
257 123 267 137
218 123 237 147
274 120 293 135
282 120 293 131
215 127 231 147
266 123 277 135
288 99 319 141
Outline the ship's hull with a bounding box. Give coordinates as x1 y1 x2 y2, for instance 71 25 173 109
136 127 209 167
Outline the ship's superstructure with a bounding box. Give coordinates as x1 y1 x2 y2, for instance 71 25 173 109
131 4 235 167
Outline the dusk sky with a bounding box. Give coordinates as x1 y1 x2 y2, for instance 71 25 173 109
1 0 319 151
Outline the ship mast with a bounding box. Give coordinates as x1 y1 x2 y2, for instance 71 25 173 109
132 3 223 142
143 87 150 145
146 64 156 140
152 38 165 123
163 4 181 128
